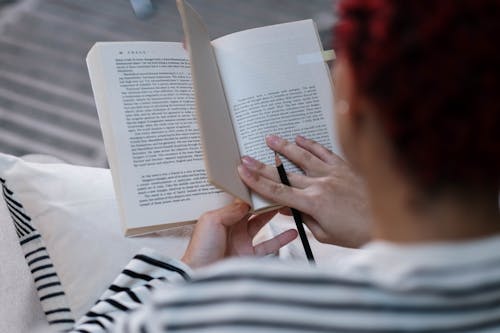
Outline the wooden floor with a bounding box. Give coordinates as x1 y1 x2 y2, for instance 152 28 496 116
0 0 333 166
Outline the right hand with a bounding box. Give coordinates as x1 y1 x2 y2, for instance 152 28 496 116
237 134 371 248
182 201 297 269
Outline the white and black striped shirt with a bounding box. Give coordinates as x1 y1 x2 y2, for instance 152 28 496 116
71 235 500 333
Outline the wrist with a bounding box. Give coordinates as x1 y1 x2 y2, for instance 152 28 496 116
181 250 200 269
180 254 191 267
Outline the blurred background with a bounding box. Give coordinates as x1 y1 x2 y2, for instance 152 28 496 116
0 0 334 167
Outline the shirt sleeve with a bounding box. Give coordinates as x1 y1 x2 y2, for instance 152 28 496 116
69 248 192 333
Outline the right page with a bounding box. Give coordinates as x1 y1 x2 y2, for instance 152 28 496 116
212 20 340 210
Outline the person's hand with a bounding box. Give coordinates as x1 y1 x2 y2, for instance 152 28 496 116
181 201 298 268
237 134 371 248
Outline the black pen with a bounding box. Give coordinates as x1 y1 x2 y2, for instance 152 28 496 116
274 152 315 263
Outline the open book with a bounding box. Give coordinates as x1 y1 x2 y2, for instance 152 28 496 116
86 0 339 236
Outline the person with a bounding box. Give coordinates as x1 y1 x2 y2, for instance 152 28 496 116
70 0 500 331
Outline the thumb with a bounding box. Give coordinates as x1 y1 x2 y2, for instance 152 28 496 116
203 201 250 227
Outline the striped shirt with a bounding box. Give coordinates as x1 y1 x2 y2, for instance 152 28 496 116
70 235 500 333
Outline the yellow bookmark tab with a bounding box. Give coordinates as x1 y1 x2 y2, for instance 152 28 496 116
322 49 335 62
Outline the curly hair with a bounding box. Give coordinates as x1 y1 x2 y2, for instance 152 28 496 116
334 0 500 191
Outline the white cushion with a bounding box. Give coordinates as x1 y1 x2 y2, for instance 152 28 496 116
0 153 192 327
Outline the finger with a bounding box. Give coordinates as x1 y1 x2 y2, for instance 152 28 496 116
266 135 327 175
248 209 279 238
301 215 328 241
200 201 250 227
241 156 310 188
295 135 342 165
238 165 313 213
240 155 282 182
278 207 292 216
254 229 298 256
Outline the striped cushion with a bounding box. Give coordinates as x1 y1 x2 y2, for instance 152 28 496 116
0 153 192 329
1 177 75 332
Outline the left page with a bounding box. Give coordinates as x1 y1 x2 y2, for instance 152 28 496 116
86 42 232 236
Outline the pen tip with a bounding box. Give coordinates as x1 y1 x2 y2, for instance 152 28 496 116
274 151 282 166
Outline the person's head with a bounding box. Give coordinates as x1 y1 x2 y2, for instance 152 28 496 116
332 0 500 206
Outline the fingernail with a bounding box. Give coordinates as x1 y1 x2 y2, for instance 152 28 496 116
234 199 248 209
296 135 306 143
266 134 282 148
241 155 259 170
238 164 253 179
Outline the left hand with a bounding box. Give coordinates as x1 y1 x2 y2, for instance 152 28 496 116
237 134 371 248
181 201 298 268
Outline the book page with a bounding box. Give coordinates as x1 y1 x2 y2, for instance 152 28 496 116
177 0 251 204
87 42 232 235
212 20 340 210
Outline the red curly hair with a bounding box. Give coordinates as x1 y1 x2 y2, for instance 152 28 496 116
334 0 500 191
